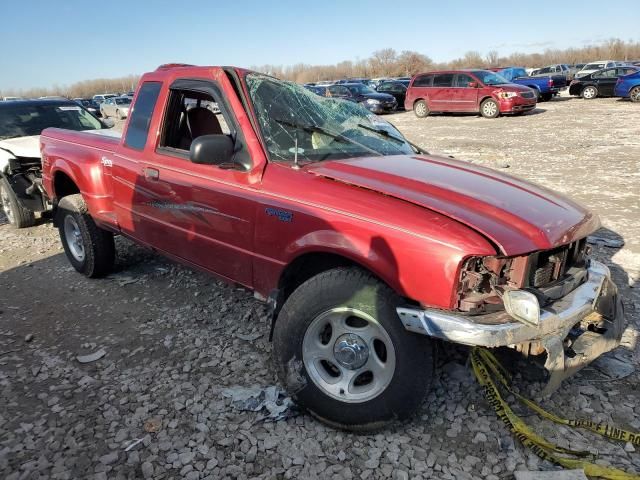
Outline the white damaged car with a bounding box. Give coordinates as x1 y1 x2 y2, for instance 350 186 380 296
0 99 116 227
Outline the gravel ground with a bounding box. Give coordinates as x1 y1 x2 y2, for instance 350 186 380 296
1 93 639 480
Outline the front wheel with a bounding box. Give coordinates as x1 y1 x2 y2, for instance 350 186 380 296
629 86 640 103
273 267 434 430
56 194 115 277
0 176 36 228
582 86 598 99
480 98 500 118
413 100 430 118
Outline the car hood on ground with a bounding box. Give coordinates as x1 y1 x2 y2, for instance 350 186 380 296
0 135 41 158
306 155 599 256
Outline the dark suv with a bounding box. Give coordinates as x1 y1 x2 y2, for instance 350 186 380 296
327 83 397 114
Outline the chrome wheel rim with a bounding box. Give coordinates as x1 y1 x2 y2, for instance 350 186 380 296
302 307 396 403
631 88 640 102
583 87 596 99
64 215 85 262
415 102 427 116
0 184 14 224
483 101 497 117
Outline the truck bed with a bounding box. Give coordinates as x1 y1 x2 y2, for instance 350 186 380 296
40 127 122 227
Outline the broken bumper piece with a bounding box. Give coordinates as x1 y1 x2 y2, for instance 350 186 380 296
397 260 625 391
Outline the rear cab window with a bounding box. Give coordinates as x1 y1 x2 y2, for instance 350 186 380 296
124 82 162 150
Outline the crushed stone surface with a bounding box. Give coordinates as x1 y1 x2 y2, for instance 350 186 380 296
0 93 638 479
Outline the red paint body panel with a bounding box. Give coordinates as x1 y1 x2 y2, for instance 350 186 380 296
40 65 598 311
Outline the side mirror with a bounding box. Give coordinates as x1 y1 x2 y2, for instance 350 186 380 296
101 118 115 128
190 134 234 166
468 81 478 88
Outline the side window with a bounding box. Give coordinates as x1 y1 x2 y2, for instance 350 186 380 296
413 75 433 87
433 74 454 87
124 82 162 150
159 88 232 153
328 85 349 96
454 74 474 87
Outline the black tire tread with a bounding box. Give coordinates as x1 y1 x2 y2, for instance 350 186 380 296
273 267 434 431
0 176 36 228
56 194 115 278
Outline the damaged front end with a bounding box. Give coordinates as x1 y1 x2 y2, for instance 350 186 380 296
2 154 49 214
397 240 625 394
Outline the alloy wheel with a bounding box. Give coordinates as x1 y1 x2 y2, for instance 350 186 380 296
0 184 14 224
64 215 85 262
302 307 396 403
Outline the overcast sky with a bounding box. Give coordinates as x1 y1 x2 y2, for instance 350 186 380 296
2 0 638 91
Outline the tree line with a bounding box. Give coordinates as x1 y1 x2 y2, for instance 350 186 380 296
2 38 639 98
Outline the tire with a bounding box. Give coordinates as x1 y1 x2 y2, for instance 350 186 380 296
480 98 500 118
273 267 434 431
413 100 430 118
541 93 553 102
533 88 542 101
630 86 640 103
582 86 598 100
0 176 36 228
56 194 115 278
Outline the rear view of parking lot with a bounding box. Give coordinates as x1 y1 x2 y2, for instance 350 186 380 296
1 94 639 479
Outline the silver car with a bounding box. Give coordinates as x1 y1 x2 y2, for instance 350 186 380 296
100 97 132 119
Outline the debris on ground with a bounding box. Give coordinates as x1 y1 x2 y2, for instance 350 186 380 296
222 385 295 421
587 236 625 249
76 348 106 363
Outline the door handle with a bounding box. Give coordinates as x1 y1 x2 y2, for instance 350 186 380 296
143 167 159 180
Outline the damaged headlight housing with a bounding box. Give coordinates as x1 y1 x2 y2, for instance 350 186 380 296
497 91 518 99
503 290 540 326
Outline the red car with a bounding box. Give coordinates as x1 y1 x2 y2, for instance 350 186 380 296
40 65 623 430
405 69 537 118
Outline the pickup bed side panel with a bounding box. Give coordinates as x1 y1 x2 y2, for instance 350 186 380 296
252 164 497 310
41 129 120 225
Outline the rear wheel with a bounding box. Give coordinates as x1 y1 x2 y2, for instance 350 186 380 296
582 86 598 99
273 267 434 430
0 176 36 228
630 86 640 103
413 100 429 118
480 98 500 118
541 93 553 102
56 194 115 277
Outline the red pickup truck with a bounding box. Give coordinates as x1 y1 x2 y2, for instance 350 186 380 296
40 64 624 430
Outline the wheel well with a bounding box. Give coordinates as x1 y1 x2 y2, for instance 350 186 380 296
479 95 494 105
278 252 359 303
53 171 80 200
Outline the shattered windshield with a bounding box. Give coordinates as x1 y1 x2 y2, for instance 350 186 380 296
246 73 413 163
472 71 510 85
0 103 103 140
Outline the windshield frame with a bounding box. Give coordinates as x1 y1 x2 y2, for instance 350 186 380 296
243 73 415 165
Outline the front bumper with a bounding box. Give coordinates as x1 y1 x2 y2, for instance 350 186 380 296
499 96 536 113
364 101 397 114
398 260 625 392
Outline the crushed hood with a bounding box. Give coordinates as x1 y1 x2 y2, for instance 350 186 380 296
307 155 599 256
0 135 41 158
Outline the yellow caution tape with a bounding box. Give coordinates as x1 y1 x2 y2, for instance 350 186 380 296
471 348 640 480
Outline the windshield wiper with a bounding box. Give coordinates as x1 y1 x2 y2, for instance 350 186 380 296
356 123 428 154
274 118 383 158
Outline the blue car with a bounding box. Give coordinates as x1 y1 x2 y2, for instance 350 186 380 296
614 70 640 102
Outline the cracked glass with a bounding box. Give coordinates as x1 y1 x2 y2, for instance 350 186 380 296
245 74 414 164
